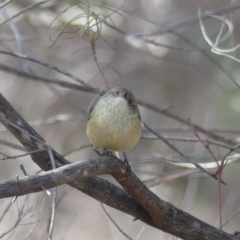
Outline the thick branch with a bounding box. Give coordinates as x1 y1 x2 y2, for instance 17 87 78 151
0 159 119 198
0 155 237 240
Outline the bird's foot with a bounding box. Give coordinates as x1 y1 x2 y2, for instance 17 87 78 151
94 147 103 156
103 148 114 156
94 147 113 157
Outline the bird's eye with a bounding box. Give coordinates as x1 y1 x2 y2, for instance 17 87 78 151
113 91 119 96
128 100 133 106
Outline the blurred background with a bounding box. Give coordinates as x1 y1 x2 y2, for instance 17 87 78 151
0 0 240 239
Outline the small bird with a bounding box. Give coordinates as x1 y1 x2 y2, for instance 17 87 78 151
87 87 142 152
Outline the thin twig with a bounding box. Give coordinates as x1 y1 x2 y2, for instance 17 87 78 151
142 122 192 158
138 100 238 148
223 207 240 227
90 0 127 29
63 144 92 157
0 5 30 71
0 199 12 222
135 224 146 240
0 114 81 132
104 9 238 91
47 147 56 240
143 121 225 184
0 138 26 151
0 0 14 9
0 50 100 93
47 188 56 240
0 196 26 238
0 149 46 160
101 203 133 240
0 63 94 93
141 135 240 153
21 199 46 240
188 118 224 228
0 1 48 27
20 164 28 176
132 3 240 38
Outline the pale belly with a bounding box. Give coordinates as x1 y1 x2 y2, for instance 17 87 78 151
87 117 142 151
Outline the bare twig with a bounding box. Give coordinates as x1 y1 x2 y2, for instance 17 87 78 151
142 169 201 188
142 121 222 183
90 0 127 29
101 203 133 240
0 138 26 151
135 224 146 240
48 187 56 240
0 149 46 160
21 199 46 240
0 5 30 71
0 63 94 93
20 164 28 176
0 50 100 93
63 144 92 157
138 100 238 148
189 118 224 228
0 0 14 9
223 207 240 227
141 135 240 153
0 196 27 238
105 10 238 93
0 199 12 222
142 122 192 158
0 1 48 27
0 114 81 132
47 147 56 240
131 3 240 38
